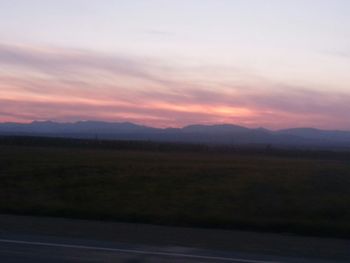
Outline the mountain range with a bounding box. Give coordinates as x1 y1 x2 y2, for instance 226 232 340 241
1 121 350 148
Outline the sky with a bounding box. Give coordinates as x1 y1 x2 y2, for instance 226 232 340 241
0 0 350 129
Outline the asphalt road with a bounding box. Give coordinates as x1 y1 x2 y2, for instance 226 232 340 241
0 214 349 263
0 235 287 263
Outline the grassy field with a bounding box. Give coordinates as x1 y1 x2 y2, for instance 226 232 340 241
1 142 350 237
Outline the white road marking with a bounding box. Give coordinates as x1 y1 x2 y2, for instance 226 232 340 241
0 238 281 263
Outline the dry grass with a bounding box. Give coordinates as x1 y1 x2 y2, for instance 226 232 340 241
1 144 350 237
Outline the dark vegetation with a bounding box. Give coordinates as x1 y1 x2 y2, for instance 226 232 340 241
1 136 350 237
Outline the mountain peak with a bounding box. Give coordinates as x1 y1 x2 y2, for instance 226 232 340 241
1 121 350 147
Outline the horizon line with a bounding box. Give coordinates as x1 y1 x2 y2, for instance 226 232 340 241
0 120 348 132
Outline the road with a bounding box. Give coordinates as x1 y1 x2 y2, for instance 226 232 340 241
0 235 286 263
0 214 349 262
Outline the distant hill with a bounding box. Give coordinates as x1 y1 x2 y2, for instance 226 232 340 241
1 121 350 148
278 128 350 143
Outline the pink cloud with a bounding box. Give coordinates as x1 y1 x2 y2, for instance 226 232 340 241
1 43 350 129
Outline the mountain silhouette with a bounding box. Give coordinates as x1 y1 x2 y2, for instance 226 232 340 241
1 121 350 148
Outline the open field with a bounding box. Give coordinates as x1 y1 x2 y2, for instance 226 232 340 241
1 138 350 237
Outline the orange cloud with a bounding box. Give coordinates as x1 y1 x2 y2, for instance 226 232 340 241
1 43 350 129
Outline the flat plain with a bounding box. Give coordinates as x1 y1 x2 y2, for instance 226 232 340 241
1 140 350 237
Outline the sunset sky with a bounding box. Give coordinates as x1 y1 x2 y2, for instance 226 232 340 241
1 0 350 129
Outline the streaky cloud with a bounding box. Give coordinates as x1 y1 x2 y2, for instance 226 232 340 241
1 43 350 129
